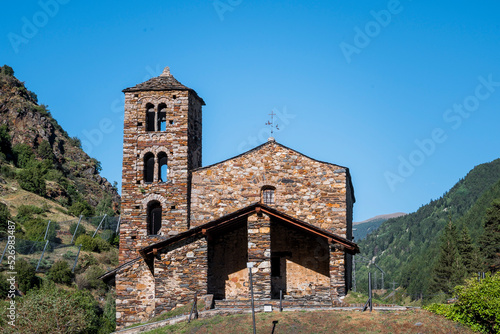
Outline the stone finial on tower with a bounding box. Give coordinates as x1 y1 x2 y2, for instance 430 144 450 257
160 66 171 77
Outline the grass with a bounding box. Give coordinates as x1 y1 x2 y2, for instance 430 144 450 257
140 309 477 334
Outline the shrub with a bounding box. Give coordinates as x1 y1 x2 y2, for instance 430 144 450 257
75 234 97 252
0 283 100 334
426 272 500 333
17 162 46 196
68 136 82 148
47 260 74 285
98 248 119 266
23 217 57 242
77 253 98 272
94 237 111 252
0 164 16 178
16 204 46 222
69 199 95 217
45 169 64 183
76 265 106 291
63 250 76 260
99 291 116 333
69 222 86 240
15 259 40 293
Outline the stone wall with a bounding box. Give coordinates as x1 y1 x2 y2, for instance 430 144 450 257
120 89 202 264
190 141 353 237
247 213 271 300
271 219 332 302
116 259 155 329
207 219 248 300
154 236 208 315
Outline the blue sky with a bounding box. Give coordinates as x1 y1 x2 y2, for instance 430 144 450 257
2 1 500 222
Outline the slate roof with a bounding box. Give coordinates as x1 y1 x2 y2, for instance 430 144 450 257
122 67 205 105
139 202 359 259
99 202 359 282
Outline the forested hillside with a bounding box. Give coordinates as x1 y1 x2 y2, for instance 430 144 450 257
355 158 500 300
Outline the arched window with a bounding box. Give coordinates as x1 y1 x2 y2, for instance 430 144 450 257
261 186 276 205
144 153 155 183
146 103 156 131
157 152 168 182
147 201 162 235
158 103 167 132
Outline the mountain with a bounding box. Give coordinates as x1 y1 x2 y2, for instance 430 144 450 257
355 158 500 297
0 65 120 219
353 212 406 241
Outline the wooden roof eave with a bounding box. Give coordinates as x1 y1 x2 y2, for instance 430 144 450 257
139 202 360 259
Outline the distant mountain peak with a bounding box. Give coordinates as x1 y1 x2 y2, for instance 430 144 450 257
354 212 407 225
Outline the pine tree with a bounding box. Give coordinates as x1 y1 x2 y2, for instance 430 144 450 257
431 219 466 294
480 199 500 272
458 226 483 275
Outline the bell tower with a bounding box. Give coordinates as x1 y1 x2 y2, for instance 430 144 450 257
119 67 205 263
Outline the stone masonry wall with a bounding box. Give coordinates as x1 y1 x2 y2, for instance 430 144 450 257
207 220 248 300
120 89 202 264
190 141 353 237
271 220 332 302
247 213 271 300
116 259 155 329
330 247 346 304
154 236 208 315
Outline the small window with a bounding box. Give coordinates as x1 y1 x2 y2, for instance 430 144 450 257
157 152 168 182
144 153 155 183
147 201 162 235
261 186 276 205
158 103 167 131
146 103 156 131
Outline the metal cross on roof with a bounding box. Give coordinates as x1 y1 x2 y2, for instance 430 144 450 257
265 110 279 135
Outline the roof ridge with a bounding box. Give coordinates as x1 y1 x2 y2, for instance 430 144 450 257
122 66 205 104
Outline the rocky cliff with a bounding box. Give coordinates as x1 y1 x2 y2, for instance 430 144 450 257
0 65 120 213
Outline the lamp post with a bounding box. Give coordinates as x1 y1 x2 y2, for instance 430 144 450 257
247 262 256 334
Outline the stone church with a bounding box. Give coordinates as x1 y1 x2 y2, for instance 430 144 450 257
109 67 359 329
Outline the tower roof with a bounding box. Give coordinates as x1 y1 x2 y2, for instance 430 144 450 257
122 67 205 105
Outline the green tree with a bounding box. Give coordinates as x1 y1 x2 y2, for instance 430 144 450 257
457 226 483 275
37 140 55 161
480 199 500 272
430 219 466 294
0 124 13 161
15 259 40 293
12 143 35 168
17 162 46 196
1 65 14 76
75 234 97 252
69 199 95 217
95 194 115 216
47 260 74 285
